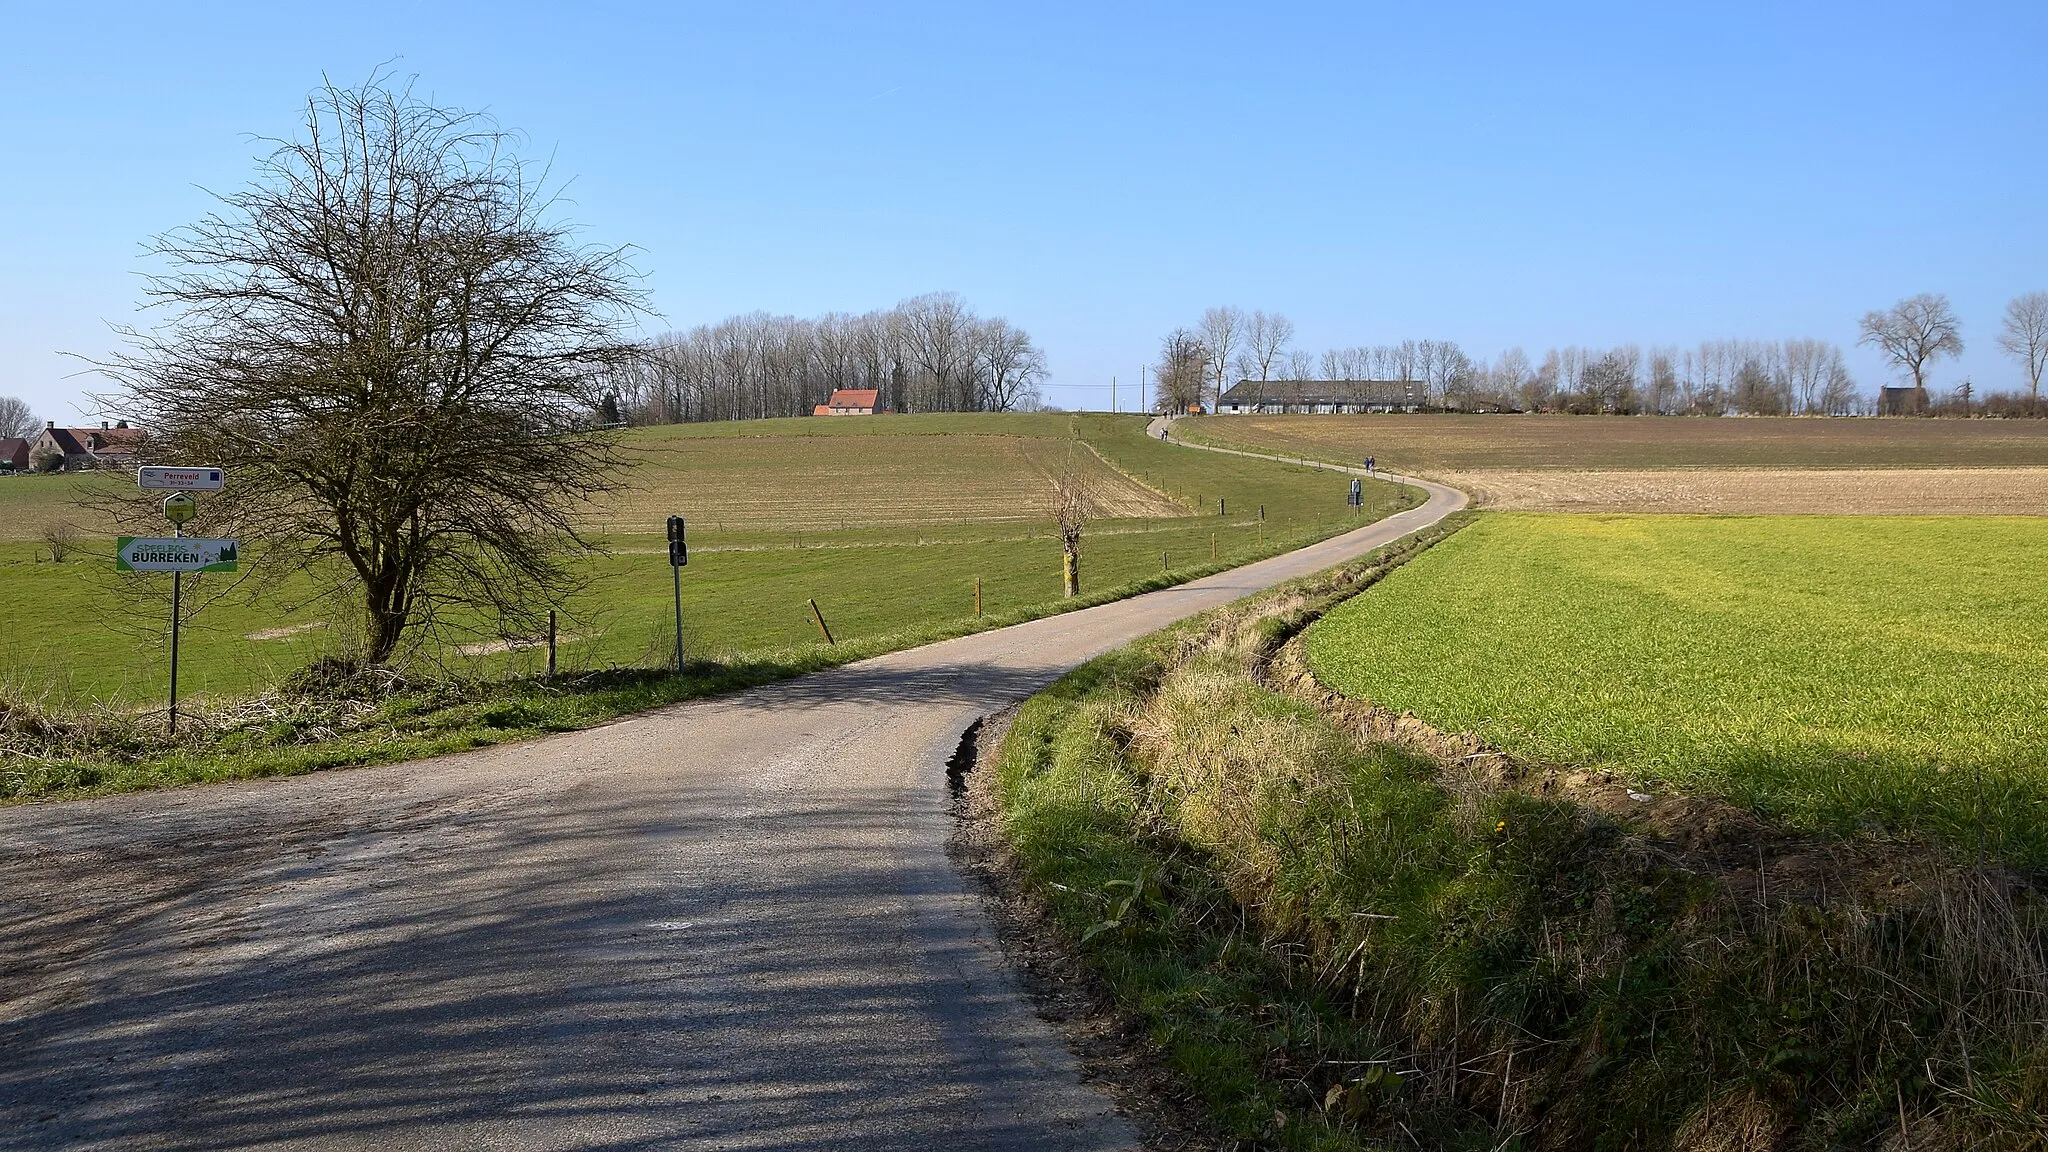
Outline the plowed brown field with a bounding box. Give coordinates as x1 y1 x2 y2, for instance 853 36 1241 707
601 432 1180 532
1185 413 2048 470
1437 467 2048 514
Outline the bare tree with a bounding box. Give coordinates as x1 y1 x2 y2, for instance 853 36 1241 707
1154 329 1208 414
97 74 647 667
1198 306 1244 410
1819 352 1859 415
1243 310 1295 385
899 292 978 411
1999 292 2048 414
1858 293 1964 394
1049 458 1091 597
972 318 1046 411
1492 347 1532 399
1286 347 1317 381
0 396 39 440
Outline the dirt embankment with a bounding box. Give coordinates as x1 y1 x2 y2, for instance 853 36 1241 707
1440 466 2048 514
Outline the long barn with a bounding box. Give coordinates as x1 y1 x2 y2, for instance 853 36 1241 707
1216 379 1427 414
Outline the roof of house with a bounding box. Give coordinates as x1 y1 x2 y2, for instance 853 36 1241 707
0 437 28 464
825 389 880 409
1218 379 1426 406
43 425 143 457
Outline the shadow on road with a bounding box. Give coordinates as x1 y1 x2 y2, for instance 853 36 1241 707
1 767 1115 1150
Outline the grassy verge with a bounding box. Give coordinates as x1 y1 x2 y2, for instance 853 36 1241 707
991 514 2048 1150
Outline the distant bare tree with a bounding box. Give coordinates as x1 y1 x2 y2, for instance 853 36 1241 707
0 396 38 440
1819 353 1859 415
1526 350 1562 412
1579 348 1642 413
899 292 979 411
1859 293 1964 395
1154 329 1208 414
1286 348 1317 381
972 317 1046 411
1492 347 1532 400
1999 292 2048 414
1198 306 1244 409
98 74 647 666
1645 349 1680 414
1243 310 1295 385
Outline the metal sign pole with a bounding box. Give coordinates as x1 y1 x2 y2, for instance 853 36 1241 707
667 514 687 672
169 524 181 737
127 476 230 737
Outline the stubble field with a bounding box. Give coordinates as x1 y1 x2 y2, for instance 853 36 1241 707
1184 413 2048 514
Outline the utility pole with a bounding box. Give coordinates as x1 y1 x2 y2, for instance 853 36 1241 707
1140 365 1148 414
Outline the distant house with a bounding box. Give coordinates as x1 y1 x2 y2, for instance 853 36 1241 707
31 420 143 470
1878 385 1931 417
812 388 881 416
1217 379 1427 415
0 437 28 473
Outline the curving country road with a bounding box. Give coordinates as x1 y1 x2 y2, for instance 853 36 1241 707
0 432 1463 1151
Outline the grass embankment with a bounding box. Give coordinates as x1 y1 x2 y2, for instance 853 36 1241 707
1306 514 2048 871
1 413 1419 800
1179 412 2048 472
994 516 2048 1149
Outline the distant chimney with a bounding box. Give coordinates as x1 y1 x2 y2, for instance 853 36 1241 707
101 421 110 430
46 420 55 430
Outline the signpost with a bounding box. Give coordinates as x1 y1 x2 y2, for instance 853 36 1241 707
667 515 688 671
1348 478 1364 511
138 466 225 491
114 536 239 572
119 468 232 735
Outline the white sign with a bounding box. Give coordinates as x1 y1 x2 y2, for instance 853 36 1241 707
116 537 240 573
138 466 225 491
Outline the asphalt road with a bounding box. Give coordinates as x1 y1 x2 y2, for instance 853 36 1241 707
0 439 1464 1151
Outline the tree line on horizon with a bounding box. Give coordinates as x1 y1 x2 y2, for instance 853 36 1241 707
1153 293 2048 417
601 293 1048 424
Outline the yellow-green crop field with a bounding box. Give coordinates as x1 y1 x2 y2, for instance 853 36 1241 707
0 414 1412 706
1305 514 2048 868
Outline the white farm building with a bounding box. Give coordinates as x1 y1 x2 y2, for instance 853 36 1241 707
1216 379 1428 414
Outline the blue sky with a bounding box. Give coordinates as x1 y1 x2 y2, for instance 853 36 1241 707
3 1 2042 419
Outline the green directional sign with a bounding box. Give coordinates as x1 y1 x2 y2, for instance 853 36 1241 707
116 537 239 573
163 492 197 525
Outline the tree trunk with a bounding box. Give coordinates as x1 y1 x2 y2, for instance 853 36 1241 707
1062 550 1079 597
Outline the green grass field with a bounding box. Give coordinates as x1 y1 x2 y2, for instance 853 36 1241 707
1182 412 2048 471
1 414 1413 706
1304 513 2048 868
